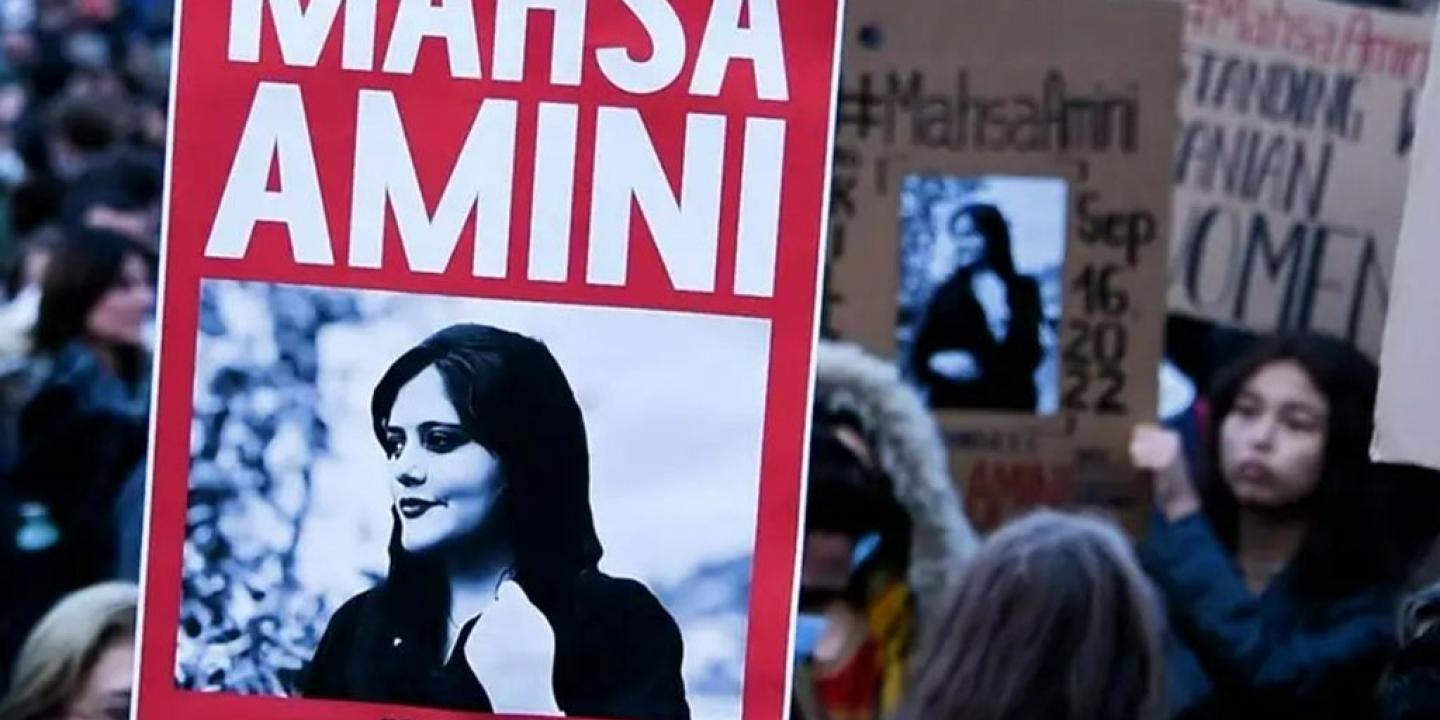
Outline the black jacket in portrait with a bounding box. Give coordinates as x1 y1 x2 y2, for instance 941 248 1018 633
909 271 1044 412
303 568 691 720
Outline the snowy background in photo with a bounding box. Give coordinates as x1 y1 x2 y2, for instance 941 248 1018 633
174 280 771 720
896 174 1068 414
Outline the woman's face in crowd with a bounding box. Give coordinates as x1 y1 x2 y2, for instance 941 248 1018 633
85 252 152 347
62 635 132 720
1219 361 1329 509
384 366 504 554
800 426 874 597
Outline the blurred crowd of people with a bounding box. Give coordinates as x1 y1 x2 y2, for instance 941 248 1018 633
0 2 1437 720
796 335 1440 720
0 0 168 705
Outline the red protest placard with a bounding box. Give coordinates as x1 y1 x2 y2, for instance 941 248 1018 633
136 3 843 720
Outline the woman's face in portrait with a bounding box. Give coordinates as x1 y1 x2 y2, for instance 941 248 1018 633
933 212 987 282
1219 361 1329 509
384 366 504 553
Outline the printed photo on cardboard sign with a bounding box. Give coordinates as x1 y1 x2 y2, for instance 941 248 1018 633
138 1 845 719
177 281 767 719
825 0 1182 532
897 175 1066 416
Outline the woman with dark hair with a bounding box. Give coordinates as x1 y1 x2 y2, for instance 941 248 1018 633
896 511 1165 720
908 203 1044 412
0 229 153 685
1132 334 1403 718
303 324 690 719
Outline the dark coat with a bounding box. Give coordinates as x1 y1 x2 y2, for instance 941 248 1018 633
0 342 148 685
909 271 1043 412
1143 512 1397 720
303 569 691 720
1380 580 1440 720
10 344 147 563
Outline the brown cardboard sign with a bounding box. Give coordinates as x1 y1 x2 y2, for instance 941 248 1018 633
826 0 1182 532
1168 0 1432 357
1374 16 1440 470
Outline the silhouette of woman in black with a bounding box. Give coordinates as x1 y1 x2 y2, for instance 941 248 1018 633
304 324 690 719
909 204 1043 412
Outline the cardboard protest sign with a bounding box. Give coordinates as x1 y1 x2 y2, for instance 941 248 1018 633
1373 13 1440 470
1168 0 1432 357
825 0 1182 532
137 2 843 720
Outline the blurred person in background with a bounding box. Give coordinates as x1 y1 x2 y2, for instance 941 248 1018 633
42 94 117 182
896 510 1165 720
0 224 55 360
1376 464 1440 720
0 225 59 483
1132 334 1405 719
8 95 118 239
792 340 977 720
0 0 171 695
0 0 167 240
0 228 152 686
0 581 136 720
59 149 160 247
1379 577 1440 720
0 80 33 253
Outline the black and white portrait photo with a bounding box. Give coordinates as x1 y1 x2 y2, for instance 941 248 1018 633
176 280 770 720
897 175 1067 415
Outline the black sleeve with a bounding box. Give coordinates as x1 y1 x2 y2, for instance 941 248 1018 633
11 383 84 496
301 593 365 700
1143 513 1395 695
614 584 690 720
558 577 691 720
13 383 146 505
909 281 961 384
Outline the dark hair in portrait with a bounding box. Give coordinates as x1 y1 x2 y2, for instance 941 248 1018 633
371 323 603 593
303 323 690 720
907 202 1044 413
952 204 1018 279
60 150 164 235
1199 334 1400 597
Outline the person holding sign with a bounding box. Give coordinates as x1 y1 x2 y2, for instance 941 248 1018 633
908 204 1044 413
302 324 689 719
1132 335 1401 719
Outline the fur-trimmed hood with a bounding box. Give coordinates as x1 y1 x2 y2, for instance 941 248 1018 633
812 339 979 620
